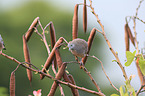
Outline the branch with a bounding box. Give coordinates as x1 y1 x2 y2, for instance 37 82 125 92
136 85 145 96
88 55 119 92
38 20 51 55
1 52 105 96
88 0 128 81
133 0 145 90
80 62 102 92
48 63 67 96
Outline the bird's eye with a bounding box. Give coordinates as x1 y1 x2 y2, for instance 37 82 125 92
70 44 73 47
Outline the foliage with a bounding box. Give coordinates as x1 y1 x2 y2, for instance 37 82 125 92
125 50 136 67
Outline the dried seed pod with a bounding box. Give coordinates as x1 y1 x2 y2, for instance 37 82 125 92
23 35 32 83
40 37 64 79
125 24 130 51
10 72 15 96
68 74 76 86
87 28 96 52
25 17 39 42
48 63 67 96
55 48 80 96
49 22 57 69
72 4 79 40
83 0 87 33
125 23 135 46
49 22 56 48
82 28 96 64
68 74 79 96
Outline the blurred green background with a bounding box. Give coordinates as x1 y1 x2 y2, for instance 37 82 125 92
1 0 144 96
0 1 112 96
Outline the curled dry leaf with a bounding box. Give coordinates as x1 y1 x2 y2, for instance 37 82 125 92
83 0 87 33
23 35 32 82
125 24 130 51
25 17 39 42
10 72 15 96
72 4 79 40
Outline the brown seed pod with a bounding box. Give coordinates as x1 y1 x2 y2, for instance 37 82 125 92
125 23 135 46
68 74 76 86
49 22 57 69
23 35 32 83
68 74 79 96
25 17 39 42
48 63 67 96
49 22 56 48
125 24 130 51
82 28 96 64
72 4 79 40
40 37 64 79
55 48 79 96
10 72 15 96
83 0 87 33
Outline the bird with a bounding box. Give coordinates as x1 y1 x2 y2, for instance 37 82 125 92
0 34 6 54
68 38 88 58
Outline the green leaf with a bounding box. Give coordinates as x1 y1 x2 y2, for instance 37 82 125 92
126 83 134 92
120 86 124 96
125 50 136 66
112 60 117 62
120 86 129 96
139 58 145 76
124 76 135 95
132 89 136 96
110 94 119 96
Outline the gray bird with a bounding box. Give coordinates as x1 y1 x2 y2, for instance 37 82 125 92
68 38 88 58
0 34 6 54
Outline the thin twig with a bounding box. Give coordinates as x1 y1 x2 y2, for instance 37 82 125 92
38 20 51 55
89 0 128 80
80 62 102 92
135 0 144 17
133 0 144 54
34 27 43 38
88 55 119 92
58 84 65 96
44 21 52 31
95 28 102 34
133 0 145 91
135 17 145 24
136 85 145 96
